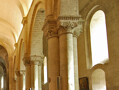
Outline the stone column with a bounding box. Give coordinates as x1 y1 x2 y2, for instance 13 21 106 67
58 16 81 90
43 15 60 90
30 56 44 90
38 61 43 90
23 55 31 90
73 21 83 90
21 71 26 90
15 70 26 90
73 36 79 90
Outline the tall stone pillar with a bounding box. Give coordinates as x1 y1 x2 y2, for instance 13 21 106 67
43 15 60 90
38 61 43 90
15 70 26 90
73 35 79 90
58 0 80 89
58 16 81 90
21 71 26 90
23 55 31 90
30 56 44 90
73 20 83 90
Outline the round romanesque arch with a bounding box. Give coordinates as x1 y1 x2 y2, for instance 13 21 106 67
0 45 9 90
84 5 109 69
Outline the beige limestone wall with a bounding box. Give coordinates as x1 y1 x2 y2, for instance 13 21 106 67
78 0 119 90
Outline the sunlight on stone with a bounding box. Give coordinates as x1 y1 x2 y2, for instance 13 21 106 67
1 76 3 89
44 57 48 84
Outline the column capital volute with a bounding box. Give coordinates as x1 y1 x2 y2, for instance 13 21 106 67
42 15 58 39
58 16 84 36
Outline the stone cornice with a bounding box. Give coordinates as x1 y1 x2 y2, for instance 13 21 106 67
23 53 44 66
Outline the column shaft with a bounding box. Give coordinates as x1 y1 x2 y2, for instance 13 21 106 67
25 64 31 90
31 62 39 90
59 33 75 90
73 36 79 90
38 64 42 90
16 71 25 90
48 37 60 90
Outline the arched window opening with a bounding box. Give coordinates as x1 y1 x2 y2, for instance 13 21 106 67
92 69 106 90
90 10 109 66
0 64 6 90
1 76 4 89
44 57 48 84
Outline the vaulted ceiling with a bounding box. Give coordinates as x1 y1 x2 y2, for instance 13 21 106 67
0 0 32 50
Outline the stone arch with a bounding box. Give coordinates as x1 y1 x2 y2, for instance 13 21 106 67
0 46 9 90
92 69 106 90
29 2 45 56
84 5 109 69
28 2 46 90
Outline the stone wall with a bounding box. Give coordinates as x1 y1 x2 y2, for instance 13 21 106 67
78 0 119 90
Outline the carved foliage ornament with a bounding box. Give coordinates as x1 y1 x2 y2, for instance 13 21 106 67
58 16 84 35
43 16 58 38
43 15 84 37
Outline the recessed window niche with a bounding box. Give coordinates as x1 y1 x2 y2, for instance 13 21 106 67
90 10 109 66
92 69 106 90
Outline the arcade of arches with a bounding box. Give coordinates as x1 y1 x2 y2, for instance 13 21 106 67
0 0 119 90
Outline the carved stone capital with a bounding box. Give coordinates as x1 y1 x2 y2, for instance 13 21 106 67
30 55 44 65
30 55 44 61
43 15 58 39
57 16 85 37
58 16 81 35
73 18 84 37
20 70 26 75
23 53 30 66
15 70 25 77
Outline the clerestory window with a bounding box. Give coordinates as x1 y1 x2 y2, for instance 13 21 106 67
90 10 109 66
